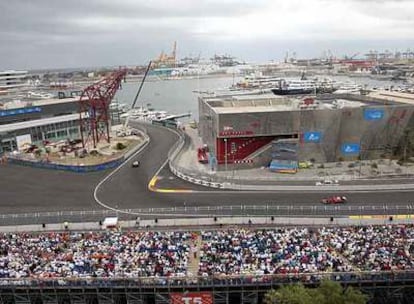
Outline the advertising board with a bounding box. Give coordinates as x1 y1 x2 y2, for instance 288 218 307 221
341 143 360 155
16 134 32 151
364 108 384 121
170 292 213 304
303 131 322 143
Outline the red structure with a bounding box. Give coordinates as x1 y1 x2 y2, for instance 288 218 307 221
79 69 127 148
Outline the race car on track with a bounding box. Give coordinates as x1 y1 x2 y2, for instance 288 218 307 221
320 196 347 205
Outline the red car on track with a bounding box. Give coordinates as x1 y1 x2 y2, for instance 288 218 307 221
321 196 347 205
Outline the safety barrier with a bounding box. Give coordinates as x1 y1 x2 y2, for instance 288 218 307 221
0 204 413 222
6 157 124 173
5 127 148 173
0 270 413 288
167 128 225 189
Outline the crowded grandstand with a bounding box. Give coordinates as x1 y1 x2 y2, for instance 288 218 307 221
0 225 412 282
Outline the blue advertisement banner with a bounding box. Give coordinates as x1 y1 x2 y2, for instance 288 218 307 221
341 143 360 155
0 107 41 117
303 131 322 143
364 108 384 121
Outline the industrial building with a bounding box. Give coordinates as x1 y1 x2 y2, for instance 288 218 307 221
0 70 27 95
0 96 81 153
0 94 123 154
198 91 414 169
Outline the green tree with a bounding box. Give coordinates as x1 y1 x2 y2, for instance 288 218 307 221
264 280 368 304
316 280 368 304
264 284 314 304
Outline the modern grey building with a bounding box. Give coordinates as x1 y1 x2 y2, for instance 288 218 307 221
198 91 414 168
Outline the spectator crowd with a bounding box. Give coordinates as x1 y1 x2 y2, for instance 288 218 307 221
0 225 412 280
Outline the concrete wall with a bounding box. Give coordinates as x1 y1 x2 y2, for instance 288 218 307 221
198 97 218 155
199 97 414 164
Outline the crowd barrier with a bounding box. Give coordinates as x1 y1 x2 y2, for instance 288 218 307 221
6 157 124 173
0 270 413 288
167 129 224 189
5 127 148 173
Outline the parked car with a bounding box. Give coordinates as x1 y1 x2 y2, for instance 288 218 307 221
132 160 140 168
321 196 347 204
315 179 339 186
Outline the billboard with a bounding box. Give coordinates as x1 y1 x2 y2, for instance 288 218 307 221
303 131 322 143
170 292 213 304
364 108 384 121
16 134 32 151
0 107 41 117
269 160 298 173
341 143 360 155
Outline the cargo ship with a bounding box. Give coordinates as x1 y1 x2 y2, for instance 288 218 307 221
271 79 316 95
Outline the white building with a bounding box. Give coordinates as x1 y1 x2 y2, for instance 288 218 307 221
0 70 28 95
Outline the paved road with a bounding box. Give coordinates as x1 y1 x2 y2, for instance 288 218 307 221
1 122 414 226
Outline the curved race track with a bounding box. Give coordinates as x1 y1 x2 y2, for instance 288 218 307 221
1 122 413 222
96 123 414 211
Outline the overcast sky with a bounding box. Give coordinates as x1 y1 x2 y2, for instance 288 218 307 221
1 0 413 70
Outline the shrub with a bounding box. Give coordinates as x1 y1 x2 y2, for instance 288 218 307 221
89 150 99 156
371 162 378 169
115 142 126 150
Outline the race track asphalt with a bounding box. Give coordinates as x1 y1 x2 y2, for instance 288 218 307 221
1 122 414 224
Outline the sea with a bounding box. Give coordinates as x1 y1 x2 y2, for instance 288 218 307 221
114 76 239 121
114 74 408 122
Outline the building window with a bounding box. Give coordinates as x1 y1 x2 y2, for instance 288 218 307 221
56 130 67 138
45 132 56 139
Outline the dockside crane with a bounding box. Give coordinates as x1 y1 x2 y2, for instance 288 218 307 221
122 61 153 130
78 69 127 149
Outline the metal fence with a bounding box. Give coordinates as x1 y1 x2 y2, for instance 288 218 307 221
0 270 414 289
0 204 413 223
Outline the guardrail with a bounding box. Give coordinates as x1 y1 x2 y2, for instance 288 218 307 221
6 156 124 173
5 126 149 173
0 204 413 221
0 270 414 288
167 129 225 189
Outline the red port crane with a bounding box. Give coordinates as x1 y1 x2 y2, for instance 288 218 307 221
78 69 127 148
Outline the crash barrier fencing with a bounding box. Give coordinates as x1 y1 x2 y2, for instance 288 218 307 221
0 270 413 288
0 204 413 221
167 129 225 189
5 127 149 173
6 156 124 173
169 165 223 189
122 126 149 160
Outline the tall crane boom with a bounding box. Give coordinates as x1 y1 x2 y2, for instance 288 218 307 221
78 69 127 148
123 61 153 129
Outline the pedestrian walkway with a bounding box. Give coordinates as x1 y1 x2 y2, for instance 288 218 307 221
174 124 414 187
187 232 202 277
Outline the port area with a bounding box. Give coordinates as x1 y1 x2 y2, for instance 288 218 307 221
4 125 144 167
178 124 414 183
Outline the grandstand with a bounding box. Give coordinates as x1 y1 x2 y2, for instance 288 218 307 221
0 225 414 303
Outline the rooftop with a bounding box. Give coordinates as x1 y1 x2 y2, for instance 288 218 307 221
204 94 370 115
0 96 80 110
0 113 81 133
368 90 414 106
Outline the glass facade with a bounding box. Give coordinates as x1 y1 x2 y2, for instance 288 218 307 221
0 120 80 154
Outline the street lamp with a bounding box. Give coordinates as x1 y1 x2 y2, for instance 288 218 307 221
224 138 228 172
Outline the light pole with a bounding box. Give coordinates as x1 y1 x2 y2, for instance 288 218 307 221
224 138 228 172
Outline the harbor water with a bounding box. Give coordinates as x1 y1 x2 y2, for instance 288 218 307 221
115 75 408 121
